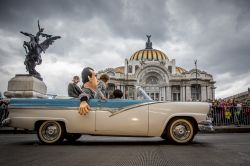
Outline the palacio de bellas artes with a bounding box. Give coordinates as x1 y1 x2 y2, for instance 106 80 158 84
98 35 216 102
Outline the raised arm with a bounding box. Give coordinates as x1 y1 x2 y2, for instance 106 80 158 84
20 31 33 37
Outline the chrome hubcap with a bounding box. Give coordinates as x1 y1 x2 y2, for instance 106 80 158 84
42 122 60 141
172 122 191 141
47 126 57 135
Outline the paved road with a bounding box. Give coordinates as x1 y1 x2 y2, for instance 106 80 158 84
0 133 250 166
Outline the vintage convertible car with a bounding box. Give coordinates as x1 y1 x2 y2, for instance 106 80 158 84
4 87 213 144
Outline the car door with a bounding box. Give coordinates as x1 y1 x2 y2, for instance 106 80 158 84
93 99 149 136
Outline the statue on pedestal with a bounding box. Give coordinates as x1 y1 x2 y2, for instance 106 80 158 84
145 35 152 49
20 20 61 81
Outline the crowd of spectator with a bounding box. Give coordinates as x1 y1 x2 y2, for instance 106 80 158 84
209 98 250 126
210 98 250 108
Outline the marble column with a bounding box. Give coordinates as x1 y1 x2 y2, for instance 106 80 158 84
159 88 162 101
163 87 166 101
166 86 171 101
186 86 191 101
207 86 211 100
181 86 185 101
212 88 215 100
207 86 213 100
160 87 165 101
201 86 207 101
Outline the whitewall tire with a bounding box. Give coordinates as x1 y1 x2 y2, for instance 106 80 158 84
166 118 195 144
37 121 65 144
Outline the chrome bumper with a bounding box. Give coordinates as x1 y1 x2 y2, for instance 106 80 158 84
1 118 11 127
198 120 214 132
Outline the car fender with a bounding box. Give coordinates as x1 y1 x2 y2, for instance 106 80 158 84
9 117 68 131
160 112 207 135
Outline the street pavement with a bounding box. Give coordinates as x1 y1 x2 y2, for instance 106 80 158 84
0 133 250 166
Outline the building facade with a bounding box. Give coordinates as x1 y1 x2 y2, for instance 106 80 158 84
223 88 250 102
98 36 216 101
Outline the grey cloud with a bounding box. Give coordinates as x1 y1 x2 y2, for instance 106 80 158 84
0 67 11 75
0 0 171 41
166 0 250 75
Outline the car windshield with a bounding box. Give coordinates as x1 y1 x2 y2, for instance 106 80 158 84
136 87 152 100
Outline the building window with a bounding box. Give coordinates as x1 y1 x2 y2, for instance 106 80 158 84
146 76 158 84
128 65 132 73
168 66 172 73
191 84 201 101
150 93 154 100
107 71 115 76
149 93 160 101
155 93 159 101
128 86 135 99
135 65 139 73
172 85 180 101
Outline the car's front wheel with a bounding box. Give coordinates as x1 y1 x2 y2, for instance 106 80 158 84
37 121 65 144
165 118 195 144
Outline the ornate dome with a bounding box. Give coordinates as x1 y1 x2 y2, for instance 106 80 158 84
130 35 169 61
176 66 187 74
130 49 169 61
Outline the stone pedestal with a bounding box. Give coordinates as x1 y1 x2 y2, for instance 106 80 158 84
4 74 47 98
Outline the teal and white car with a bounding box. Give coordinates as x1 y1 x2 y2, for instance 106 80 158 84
4 87 213 144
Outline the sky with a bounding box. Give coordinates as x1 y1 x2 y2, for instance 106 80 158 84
0 0 249 98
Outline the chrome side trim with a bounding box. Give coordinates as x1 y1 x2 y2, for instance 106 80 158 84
109 101 158 117
8 107 79 110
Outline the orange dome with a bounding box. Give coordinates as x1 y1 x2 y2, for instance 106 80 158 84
130 49 169 61
176 66 187 74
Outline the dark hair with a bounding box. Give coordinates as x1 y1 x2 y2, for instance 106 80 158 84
73 76 80 80
113 89 123 99
100 74 110 83
81 67 94 84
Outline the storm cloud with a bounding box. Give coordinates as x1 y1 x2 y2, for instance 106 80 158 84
0 0 249 98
